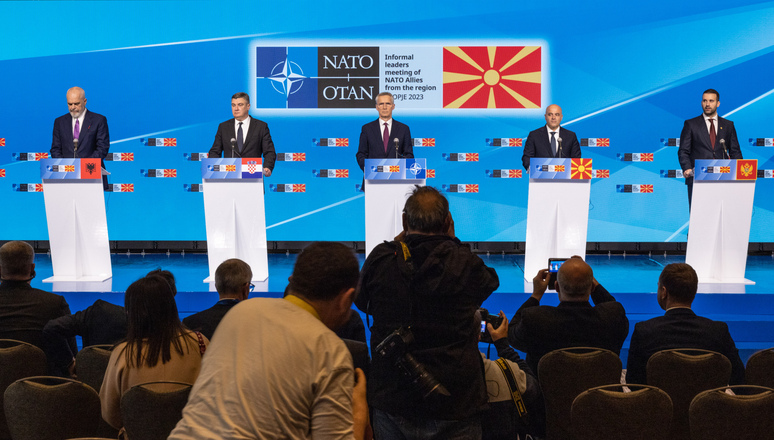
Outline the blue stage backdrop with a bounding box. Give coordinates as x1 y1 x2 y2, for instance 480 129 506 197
1 1 773 243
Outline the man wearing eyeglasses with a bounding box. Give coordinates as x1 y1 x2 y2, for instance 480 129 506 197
208 92 276 177
183 258 252 340
0 241 75 369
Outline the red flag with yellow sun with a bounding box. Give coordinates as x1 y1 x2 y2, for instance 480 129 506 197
443 46 541 109
571 158 593 179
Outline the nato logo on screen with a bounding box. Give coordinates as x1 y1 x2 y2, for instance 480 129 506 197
256 46 379 109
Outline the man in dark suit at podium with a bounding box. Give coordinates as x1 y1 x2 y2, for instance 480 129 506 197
678 89 743 207
356 92 414 171
50 87 110 189
522 104 581 171
208 92 276 176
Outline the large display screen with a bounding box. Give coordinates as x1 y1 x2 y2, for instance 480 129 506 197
2 0 773 242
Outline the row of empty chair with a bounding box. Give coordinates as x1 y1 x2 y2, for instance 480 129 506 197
538 346 774 440
0 340 190 440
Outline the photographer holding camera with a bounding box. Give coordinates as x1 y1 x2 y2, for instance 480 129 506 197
356 186 499 440
478 309 540 440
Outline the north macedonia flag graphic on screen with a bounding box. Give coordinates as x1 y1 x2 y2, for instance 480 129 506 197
443 46 541 108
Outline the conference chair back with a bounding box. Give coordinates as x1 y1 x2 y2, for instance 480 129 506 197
538 347 622 440
646 348 731 440
689 385 774 440
0 339 47 440
571 384 673 440
120 381 192 440
3 376 101 440
745 347 774 389
74 345 119 440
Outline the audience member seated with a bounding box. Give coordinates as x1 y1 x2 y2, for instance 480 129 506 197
626 263 745 385
100 274 208 433
0 241 75 373
479 309 540 440
169 242 369 440
508 256 629 376
44 268 177 377
183 259 251 340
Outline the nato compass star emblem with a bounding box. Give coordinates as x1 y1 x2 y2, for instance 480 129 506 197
268 59 307 96
409 161 424 176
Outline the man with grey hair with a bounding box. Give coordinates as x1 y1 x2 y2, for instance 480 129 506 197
183 258 252 340
508 257 629 375
0 241 75 366
356 185 499 439
356 91 414 171
50 86 110 189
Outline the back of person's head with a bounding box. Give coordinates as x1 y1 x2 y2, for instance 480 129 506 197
288 242 359 302
402 185 450 234
214 259 252 298
124 274 186 368
557 258 594 299
146 268 177 296
0 241 35 279
659 263 698 304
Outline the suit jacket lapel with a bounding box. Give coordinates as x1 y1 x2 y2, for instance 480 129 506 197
79 112 94 143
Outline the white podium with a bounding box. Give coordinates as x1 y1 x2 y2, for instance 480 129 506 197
524 158 592 281
686 159 757 285
201 158 268 283
364 158 426 257
40 158 112 283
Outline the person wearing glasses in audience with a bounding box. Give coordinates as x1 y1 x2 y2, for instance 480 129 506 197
183 259 252 341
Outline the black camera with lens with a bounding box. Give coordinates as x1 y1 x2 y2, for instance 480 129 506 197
374 327 450 399
478 308 504 343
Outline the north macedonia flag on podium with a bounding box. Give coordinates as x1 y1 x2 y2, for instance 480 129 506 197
571 158 593 179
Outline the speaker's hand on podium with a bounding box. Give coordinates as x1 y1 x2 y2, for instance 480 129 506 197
263 167 272 177
684 168 693 178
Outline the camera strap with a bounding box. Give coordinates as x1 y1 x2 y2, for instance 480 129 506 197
495 358 528 419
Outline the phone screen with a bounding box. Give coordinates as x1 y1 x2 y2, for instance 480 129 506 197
547 258 568 289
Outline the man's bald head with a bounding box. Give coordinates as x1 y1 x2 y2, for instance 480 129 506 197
556 258 594 299
0 241 35 280
66 87 87 118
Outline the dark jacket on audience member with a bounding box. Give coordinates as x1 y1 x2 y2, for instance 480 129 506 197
43 299 127 375
0 280 75 373
625 307 745 386
356 234 499 421
508 284 629 375
183 299 240 341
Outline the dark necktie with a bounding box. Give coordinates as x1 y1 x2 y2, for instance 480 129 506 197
709 118 716 150
237 122 244 153
550 131 557 157
383 122 389 154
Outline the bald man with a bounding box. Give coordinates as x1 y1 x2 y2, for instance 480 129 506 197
521 104 581 171
508 257 629 375
51 87 110 189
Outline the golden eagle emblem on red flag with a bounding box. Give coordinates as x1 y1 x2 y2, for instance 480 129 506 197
443 46 541 108
736 159 757 180
571 158 593 179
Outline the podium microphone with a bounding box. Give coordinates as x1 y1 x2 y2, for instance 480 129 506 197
557 136 563 158
73 138 79 158
230 138 237 158
394 138 400 158
720 139 728 159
